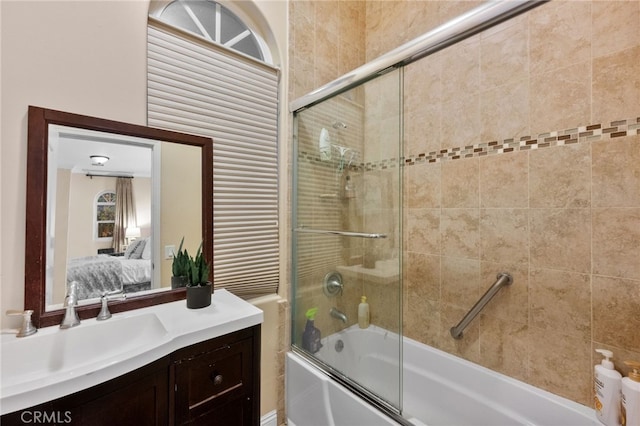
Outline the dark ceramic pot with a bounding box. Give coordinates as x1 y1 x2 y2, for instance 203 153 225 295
186 282 212 309
171 275 189 289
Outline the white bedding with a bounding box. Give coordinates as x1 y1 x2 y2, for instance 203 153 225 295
117 258 152 284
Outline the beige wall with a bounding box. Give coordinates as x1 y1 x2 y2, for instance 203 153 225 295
1 0 289 420
290 0 640 410
160 143 202 287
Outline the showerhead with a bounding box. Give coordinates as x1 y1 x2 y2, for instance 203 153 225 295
332 120 347 129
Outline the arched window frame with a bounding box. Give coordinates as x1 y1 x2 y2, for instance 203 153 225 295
95 190 116 241
148 0 273 64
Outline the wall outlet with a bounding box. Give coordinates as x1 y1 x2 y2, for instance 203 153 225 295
165 245 176 260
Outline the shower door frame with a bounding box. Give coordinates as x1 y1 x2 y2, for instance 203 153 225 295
289 0 546 423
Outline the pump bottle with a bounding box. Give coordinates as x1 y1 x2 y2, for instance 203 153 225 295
358 296 369 329
621 360 640 426
594 349 622 426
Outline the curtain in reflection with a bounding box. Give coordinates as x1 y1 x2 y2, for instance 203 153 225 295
112 177 136 252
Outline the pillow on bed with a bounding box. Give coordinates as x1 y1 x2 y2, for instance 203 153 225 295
124 238 146 259
141 237 151 260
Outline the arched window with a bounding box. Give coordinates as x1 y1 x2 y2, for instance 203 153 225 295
149 0 272 63
95 191 116 240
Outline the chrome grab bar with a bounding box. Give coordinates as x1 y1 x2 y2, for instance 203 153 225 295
450 272 513 339
295 227 387 239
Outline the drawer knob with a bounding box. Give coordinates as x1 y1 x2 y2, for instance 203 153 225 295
212 374 224 386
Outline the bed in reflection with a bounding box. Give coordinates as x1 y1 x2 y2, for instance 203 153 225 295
67 237 152 300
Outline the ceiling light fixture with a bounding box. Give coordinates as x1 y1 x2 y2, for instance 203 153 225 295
90 155 110 166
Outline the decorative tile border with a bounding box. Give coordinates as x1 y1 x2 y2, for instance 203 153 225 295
298 117 639 171
402 117 639 168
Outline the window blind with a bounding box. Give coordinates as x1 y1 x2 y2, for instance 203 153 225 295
147 21 279 299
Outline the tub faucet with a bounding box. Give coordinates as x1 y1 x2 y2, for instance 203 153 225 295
330 307 347 324
60 281 81 329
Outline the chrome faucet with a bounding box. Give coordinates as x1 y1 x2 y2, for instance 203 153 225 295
97 290 126 321
60 281 81 329
6 309 37 337
329 307 348 324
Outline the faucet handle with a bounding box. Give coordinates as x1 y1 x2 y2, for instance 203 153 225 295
96 290 126 321
6 309 37 337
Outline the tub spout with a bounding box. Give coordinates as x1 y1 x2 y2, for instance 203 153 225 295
330 307 347 323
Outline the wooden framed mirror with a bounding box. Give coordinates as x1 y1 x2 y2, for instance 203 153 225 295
25 106 213 327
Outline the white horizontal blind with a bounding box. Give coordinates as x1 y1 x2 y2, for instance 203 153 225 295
147 21 279 299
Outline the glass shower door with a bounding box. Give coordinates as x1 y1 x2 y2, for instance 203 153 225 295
291 69 403 413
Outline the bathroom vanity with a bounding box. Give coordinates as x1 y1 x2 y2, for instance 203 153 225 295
0 289 263 425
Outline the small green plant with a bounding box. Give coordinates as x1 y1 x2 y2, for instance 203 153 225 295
171 237 190 279
187 242 210 287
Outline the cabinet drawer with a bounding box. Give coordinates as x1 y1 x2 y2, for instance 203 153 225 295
173 338 253 423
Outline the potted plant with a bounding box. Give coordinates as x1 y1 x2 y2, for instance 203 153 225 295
185 243 212 309
171 237 190 289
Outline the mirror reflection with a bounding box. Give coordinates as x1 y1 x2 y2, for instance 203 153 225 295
44 125 203 311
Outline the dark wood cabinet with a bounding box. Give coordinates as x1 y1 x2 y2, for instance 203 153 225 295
0 356 169 426
1 325 260 426
171 325 261 425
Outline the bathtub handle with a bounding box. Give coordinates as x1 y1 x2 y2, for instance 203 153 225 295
450 272 513 339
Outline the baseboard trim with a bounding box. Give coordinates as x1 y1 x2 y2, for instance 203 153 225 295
261 409 277 426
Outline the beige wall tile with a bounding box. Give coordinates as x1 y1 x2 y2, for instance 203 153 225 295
592 1 640 58
441 36 480 101
529 268 592 340
530 208 591 273
441 94 481 149
593 208 640 281
404 53 442 156
480 208 529 264
442 157 479 208
479 151 528 208
480 78 530 143
479 315 529 381
529 1 591 75
407 208 440 255
480 18 528 90
405 252 441 302
406 163 441 209
441 208 480 259
529 61 591 136
441 256 480 309
529 142 591 208
528 327 592 406
404 297 440 347
593 275 640 352
593 45 640 126
592 135 640 208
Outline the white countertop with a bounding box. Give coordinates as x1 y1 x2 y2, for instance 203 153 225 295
0 289 263 415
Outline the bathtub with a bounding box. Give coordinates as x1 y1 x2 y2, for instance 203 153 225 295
287 325 598 426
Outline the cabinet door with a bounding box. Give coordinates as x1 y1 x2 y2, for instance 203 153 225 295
1 358 169 426
69 369 168 426
173 337 253 425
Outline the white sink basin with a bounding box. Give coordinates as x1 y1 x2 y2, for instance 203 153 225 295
1 312 168 389
0 289 264 416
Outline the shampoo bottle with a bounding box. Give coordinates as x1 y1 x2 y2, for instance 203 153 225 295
358 296 369 329
301 308 322 354
621 360 640 426
594 349 622 426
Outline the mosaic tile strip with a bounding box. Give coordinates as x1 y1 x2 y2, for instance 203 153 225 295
402 117 639 168
298 117 639 171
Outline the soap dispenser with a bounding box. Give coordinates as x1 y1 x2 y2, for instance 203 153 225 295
594 349 622 426
301 308 322 354
358 296 369 329
621 360 640 426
